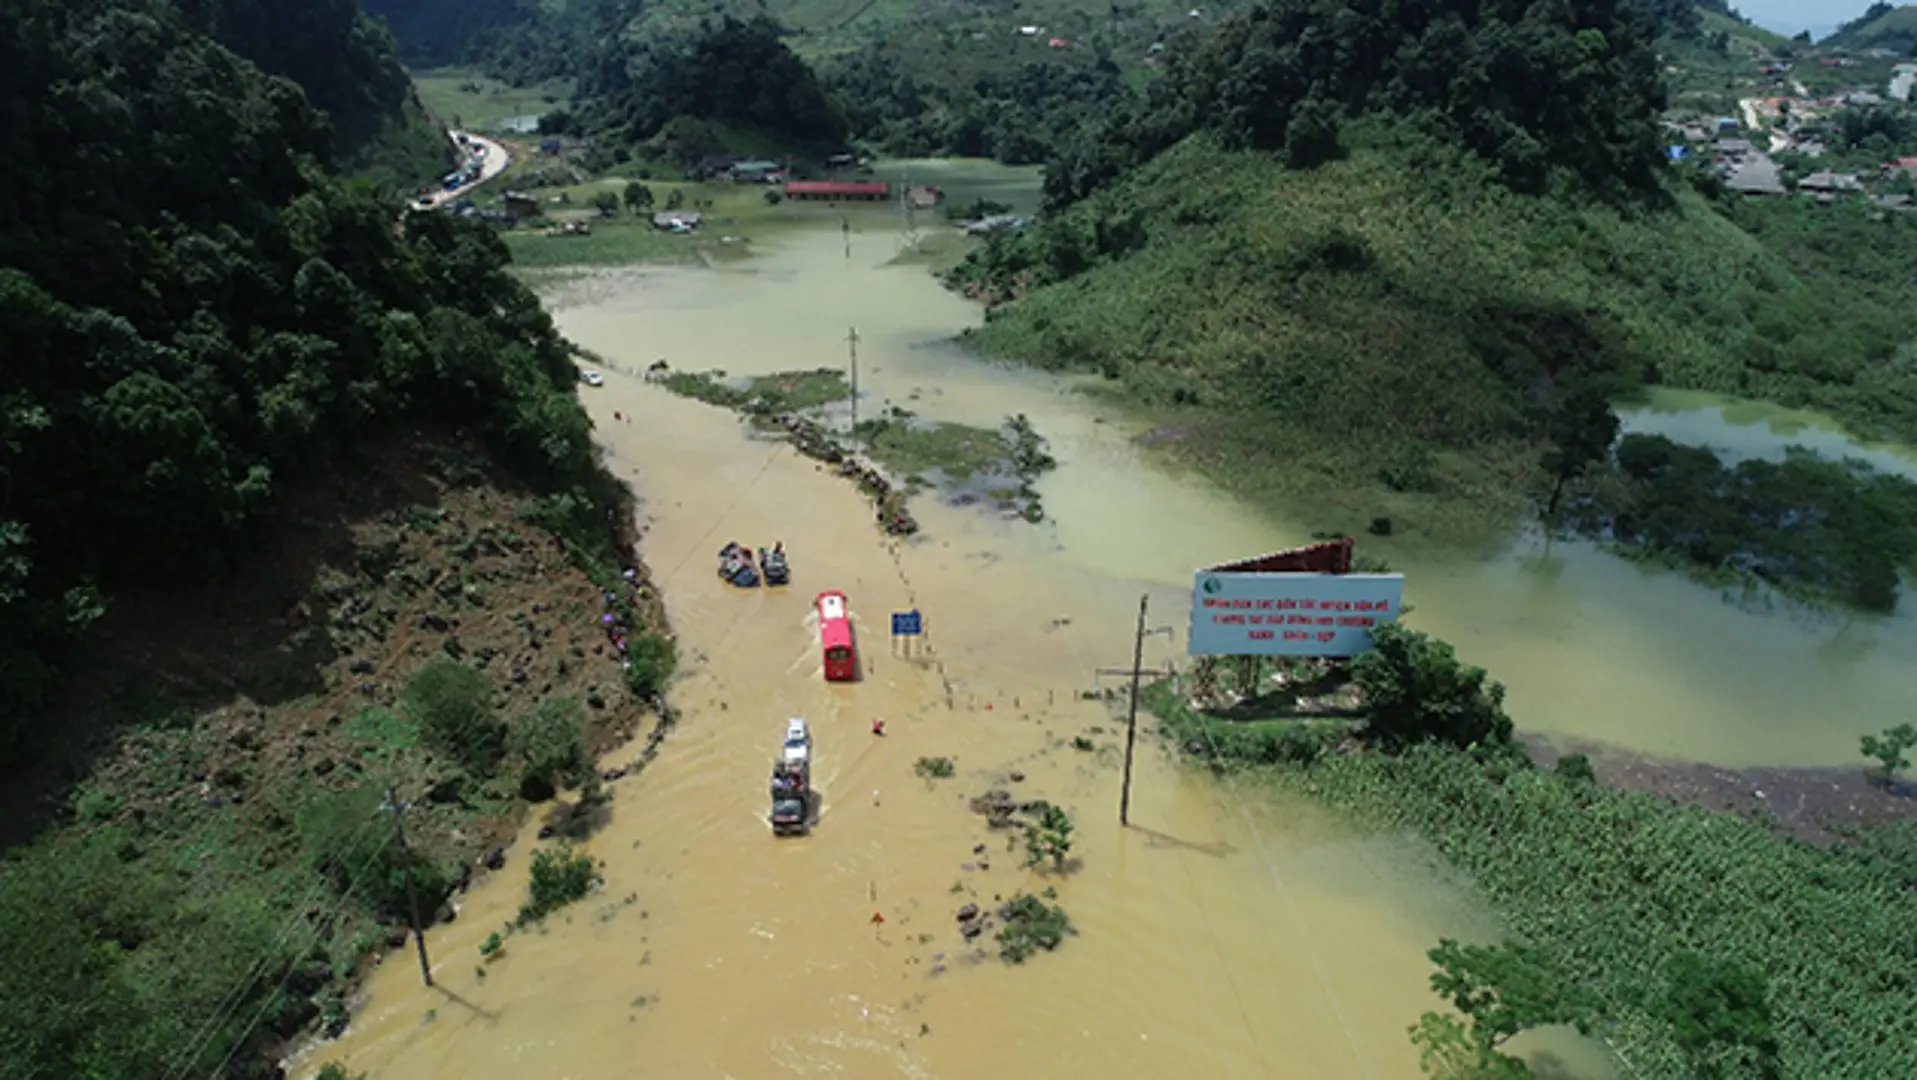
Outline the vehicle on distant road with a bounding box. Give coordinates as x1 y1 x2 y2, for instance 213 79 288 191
581 370 604 387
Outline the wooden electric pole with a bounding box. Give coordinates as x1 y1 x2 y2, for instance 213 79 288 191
384 788 434 987
1119 594 1149 827
846 326 860 434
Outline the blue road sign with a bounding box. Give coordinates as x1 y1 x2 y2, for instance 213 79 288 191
891 610 923 636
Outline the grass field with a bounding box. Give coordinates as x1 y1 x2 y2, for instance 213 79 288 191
413 67 572 132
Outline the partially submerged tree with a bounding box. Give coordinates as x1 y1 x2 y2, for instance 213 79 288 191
1541 387 1621 519
1353 623 1513 749
1411 938 1593 1077
1861 723 1917 785
1022 800 1074 872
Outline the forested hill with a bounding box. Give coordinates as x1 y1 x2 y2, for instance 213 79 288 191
360 0 544 69
1043 0 1669 210
0 0 597 784
178 0 448 182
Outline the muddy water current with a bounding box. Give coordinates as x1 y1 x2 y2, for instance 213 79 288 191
299 212 1909 1080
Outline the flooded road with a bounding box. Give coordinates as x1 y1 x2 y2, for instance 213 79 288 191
299 223 1619 1080
543 224 1917 767
302 199 1907 1079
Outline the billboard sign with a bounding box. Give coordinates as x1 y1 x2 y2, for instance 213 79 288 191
1189 572 1404 657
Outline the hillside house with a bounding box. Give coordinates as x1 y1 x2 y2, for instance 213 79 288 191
502 192 541 221
1797 171 1863 194
697 155 741 179
905 185 943 210
1726 158 1787 196
730 160 784 183
652 211 703 232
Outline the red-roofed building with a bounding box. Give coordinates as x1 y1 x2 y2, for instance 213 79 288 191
783 180 890 201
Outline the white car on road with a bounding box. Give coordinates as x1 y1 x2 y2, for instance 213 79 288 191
581 370 605 387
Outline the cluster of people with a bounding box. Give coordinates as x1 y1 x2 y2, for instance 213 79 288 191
600 565 645 670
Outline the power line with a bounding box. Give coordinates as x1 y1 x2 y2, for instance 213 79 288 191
1180 666 1377 1080
204 829 397 1080
1015 569 1274 1073
157 809 389 1080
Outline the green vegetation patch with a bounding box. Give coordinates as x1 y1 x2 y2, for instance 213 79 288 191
1149 619 1917 1077
659 368 851 414
853 416 1016 483
995 892 1075 963
913 756 956 780
410 68 572 132
503 222 732 270
517 842 601 925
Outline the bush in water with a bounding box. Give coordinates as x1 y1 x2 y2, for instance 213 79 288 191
517 842 599 925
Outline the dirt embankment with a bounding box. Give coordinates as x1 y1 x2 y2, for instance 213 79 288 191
1529 737 1917 846
5 430 671 885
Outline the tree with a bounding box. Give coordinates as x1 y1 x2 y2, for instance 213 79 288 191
591 190 620 218
508 697 588 800
1022 800 1074 872
401 659 505 774
623 180 654 213
1353 623 1513 749
1541 388 1620 519
1411 938 1593 1075
1861 723 1917 784
665 188 686 211
1659 951 1780 1079
1408 1012 1534 1079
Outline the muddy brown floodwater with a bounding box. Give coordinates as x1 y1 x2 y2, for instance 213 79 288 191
293 224 1624 1079
299 199 1915 1079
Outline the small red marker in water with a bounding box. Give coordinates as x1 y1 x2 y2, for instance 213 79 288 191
870 911 885 925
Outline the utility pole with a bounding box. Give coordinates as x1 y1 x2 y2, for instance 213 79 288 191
1119 594 1149 827
383 787 434 987
846 326 860 435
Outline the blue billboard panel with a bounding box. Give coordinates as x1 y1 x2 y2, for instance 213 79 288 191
1189 573 1404 657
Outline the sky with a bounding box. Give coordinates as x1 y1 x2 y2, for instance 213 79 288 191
1734 0 1884 39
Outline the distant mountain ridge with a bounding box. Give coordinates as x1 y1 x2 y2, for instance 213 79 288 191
1824 2 1917 50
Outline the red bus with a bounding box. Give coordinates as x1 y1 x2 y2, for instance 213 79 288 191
817 591 857 682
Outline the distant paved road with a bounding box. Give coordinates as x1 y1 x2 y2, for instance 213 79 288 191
413 131 512 211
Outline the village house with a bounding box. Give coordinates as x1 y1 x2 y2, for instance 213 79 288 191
729 160 785 183
697 154 741 180
1725 158 1787 196
905 185 943 211
1797 171 1863 195
652 210 702 233
502 191 541 221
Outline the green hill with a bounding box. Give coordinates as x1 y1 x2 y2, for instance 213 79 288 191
1825 3 1917 52
952 0 1917 546
183 0 450 185
956 136 1774 539
0 0 648 1074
